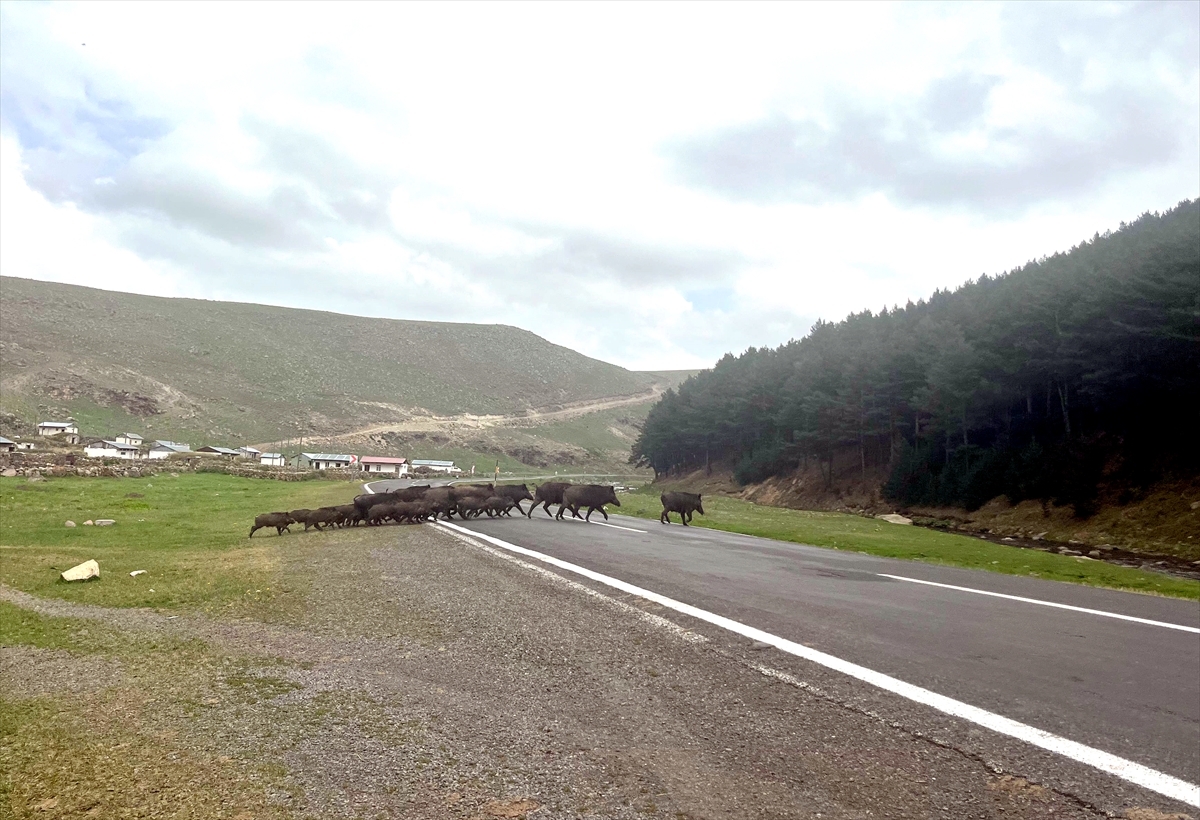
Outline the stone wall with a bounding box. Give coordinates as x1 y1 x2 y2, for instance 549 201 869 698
0 452 366 482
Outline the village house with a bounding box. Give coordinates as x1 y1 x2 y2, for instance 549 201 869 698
84 439 143 460
360 456 408 476
296 453 357 470
115 433 143 446
259 452 286 467
196 446 241 458
0 436 15 453
16 441 35 450
237 446 261 458
146 441 191 459
411 459 458 474
37 421 80 444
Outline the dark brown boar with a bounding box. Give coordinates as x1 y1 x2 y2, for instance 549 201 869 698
660 492 704 525
250 511 294 538
494 484 533 515
557 484 621 522
528 482 571 518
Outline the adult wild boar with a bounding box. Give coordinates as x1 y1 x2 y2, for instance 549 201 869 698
660 492 704 525
353 491 398 520
557 484 621 522
421 487 457 519
393 485 432 502
249 511 294 538
494 484 533 515
527 482 571 518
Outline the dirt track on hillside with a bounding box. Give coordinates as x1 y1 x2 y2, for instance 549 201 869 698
262 387 665 450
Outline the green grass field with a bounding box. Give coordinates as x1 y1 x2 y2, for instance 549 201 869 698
616 490 1200 600
0 474 359 612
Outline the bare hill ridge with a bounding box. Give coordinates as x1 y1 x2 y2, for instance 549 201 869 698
0 276 687 450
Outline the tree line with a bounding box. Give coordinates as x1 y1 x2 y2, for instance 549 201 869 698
631 200 1199 514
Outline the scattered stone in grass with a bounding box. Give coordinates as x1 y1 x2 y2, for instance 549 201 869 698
95 519 116 526
1 467 15 477
61 559 100 581
1060 549 1081 556
83 520 94 526
65 520 76 527
1002 537 1014 541
876 513 912 525
130 570 147 577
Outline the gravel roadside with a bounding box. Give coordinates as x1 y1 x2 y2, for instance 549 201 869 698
1 523 1174 819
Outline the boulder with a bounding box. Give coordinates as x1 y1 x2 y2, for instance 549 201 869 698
95 519 116 526
61 559 100 582
1 467 15 477
65 520 76 527
876 513 913 525
83 520 94 526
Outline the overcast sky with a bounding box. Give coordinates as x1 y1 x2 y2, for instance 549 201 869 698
2 2 1197 370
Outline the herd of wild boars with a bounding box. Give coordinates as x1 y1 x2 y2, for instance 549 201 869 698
250 483 705 537
249 481 629 536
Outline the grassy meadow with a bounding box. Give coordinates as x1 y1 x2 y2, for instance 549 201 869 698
0 473 359 612
615 490 1200 600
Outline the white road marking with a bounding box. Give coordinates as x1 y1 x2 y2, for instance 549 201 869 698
557 513 647 533
435 519 1200 807
437 525 705 643
879 574 1200 634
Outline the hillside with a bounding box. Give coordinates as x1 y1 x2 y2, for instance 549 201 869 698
0 277 679 454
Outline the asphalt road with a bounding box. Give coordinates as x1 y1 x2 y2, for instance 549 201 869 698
366 480 1200 806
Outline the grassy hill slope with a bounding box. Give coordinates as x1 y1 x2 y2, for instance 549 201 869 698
0 277 666 446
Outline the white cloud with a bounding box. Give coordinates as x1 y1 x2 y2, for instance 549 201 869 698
0 1 1196 371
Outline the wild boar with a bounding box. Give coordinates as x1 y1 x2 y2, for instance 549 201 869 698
494 484 533 515
557 484 621 522
660 492 704 525
250 511 293 538
528 482 571 518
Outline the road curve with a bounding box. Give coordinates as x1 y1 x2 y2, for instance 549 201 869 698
366 480 1200 808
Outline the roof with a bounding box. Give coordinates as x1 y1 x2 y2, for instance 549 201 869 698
260 452 283 459
151 442 191 453
0 436 14 445
300 453 354 462
92 440 139 451
238 446 261 454
197 446 241 455
120 432 143 439
412 459 455 467
38 421 75 428
360 456 407 464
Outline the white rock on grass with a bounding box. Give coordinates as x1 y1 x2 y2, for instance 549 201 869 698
83 520 94 526
876 513 913 525
129 570 147 577
65 520 76 527
95 519 115 526
61 560 100 582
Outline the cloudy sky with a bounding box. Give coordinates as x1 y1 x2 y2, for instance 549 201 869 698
2 2 1197 370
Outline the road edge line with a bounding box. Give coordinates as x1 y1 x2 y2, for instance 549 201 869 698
879 574 1200 633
